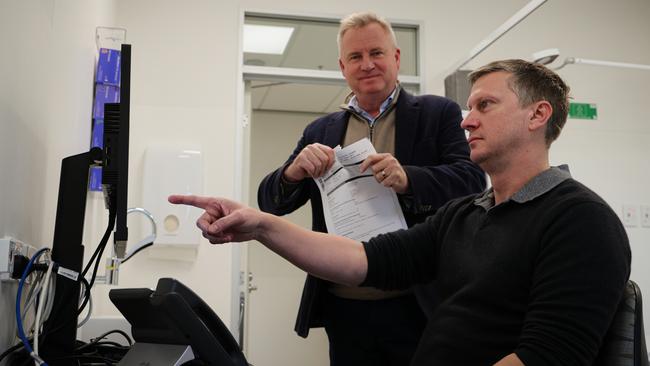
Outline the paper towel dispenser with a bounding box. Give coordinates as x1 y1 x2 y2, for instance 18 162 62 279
142 146 204 248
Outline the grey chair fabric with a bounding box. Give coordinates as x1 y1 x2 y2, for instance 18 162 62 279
594 280 648 366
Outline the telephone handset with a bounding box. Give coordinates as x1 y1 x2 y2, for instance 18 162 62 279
110 278 248 366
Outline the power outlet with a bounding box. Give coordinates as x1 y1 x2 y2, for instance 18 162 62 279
641 205 650 228
0 237 35 281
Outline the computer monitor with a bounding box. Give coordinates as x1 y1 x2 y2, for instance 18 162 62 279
40 43 132 362
103 43 130 259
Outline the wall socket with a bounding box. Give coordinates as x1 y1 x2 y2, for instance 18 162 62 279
0 237 36 281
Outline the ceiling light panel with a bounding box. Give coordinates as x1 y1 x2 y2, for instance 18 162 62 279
244 24 294 55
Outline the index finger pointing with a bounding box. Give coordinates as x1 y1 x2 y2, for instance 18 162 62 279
168 194 212 209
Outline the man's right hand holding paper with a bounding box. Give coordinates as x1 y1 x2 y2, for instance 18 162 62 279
283 143 336 182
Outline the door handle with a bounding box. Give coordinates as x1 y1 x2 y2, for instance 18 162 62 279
247 272 258 292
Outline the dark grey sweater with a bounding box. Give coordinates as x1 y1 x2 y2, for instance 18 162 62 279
362 168 631 365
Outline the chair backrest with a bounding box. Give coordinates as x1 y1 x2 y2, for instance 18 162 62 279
594 280 649 366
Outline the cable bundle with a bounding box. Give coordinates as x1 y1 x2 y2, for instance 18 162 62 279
0 208 133 365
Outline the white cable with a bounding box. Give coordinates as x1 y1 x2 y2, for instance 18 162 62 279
33 256 54 359
22 272 43 319
20 272 44 336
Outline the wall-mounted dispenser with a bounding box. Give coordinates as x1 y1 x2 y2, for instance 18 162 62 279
142 146 203 249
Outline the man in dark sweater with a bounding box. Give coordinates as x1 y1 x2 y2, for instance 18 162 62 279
170 59 631 366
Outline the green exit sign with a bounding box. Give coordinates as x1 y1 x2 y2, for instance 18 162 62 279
569 103 597 120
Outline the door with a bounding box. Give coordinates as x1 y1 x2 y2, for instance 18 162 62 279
242 80 351 366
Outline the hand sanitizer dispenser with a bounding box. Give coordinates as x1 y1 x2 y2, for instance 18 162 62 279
142 146 203 248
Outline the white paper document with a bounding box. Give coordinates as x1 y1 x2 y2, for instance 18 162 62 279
314 138 407 242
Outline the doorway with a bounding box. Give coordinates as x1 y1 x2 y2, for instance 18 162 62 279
236 12 422 365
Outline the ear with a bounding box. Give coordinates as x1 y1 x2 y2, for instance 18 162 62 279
394 48 401 70
339 58 345 73
528 101 553 132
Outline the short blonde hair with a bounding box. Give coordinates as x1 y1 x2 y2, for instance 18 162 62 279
469 59 571 146
337 12 398 54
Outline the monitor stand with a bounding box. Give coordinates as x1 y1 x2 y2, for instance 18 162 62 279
41 148 102 361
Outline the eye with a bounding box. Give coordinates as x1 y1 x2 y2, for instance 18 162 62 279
478 99 493 111
370 50 384 57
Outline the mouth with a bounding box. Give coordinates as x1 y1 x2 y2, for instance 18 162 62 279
467 136 481 144
359 74 381 81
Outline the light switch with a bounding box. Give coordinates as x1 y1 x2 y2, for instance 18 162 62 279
641 205 650 228
622 204 638 228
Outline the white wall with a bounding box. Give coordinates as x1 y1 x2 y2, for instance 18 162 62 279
0 0 116 355
87 0 241 322
1 0 649 359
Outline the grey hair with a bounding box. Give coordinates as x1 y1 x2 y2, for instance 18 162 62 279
337 12 398 55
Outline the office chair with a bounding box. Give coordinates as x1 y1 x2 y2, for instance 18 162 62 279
594 280 649 366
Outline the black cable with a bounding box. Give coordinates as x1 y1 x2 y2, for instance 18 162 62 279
82 206 116 277
39 208 115 339
120 241 153 264
76 205 117 319
74 329 132 352
70 206 115 325
83 341 129 350
93 329 132 346
82 207 116 302
0 342 24 363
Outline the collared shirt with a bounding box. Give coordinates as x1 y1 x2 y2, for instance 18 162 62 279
474 165 572 210
347 86 398 126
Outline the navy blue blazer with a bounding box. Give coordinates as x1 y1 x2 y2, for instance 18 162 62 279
257 90 485 337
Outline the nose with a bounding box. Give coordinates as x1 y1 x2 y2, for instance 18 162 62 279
361 55 375 71
460 112 477 131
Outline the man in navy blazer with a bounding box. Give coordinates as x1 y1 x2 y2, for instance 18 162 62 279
257 12 485 366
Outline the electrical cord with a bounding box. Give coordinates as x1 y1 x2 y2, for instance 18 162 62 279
43 208 115 339
0 342 25 363
82 207 116 277
82 329 132 348
15 247 50 366
76 279 92 328
19 271 43 338
7 208 128 365
79 207 116 315
5 210 125 366
34 255 55 357
21 271 43 320
2 333 130 366
120 240 153 264
18 263 54 324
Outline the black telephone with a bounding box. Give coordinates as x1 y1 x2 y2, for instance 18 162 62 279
109 278 248 366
